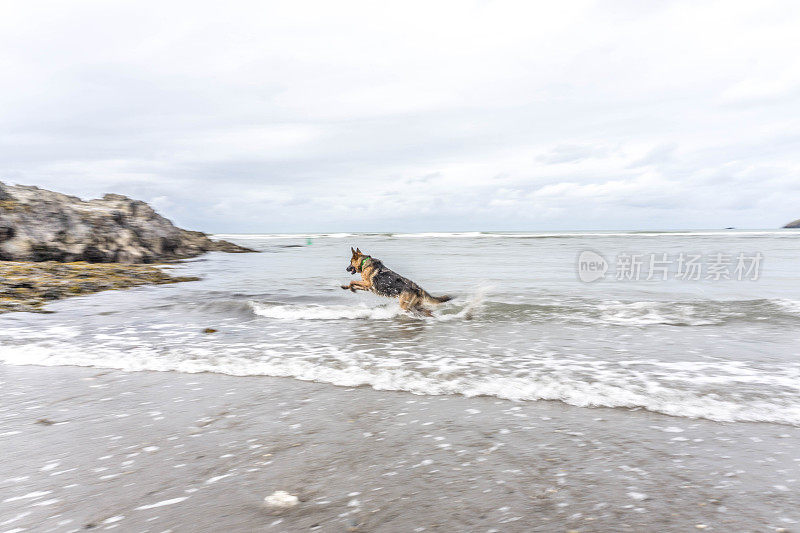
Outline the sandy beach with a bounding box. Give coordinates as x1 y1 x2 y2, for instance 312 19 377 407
1 364 798 532
5 1 800 530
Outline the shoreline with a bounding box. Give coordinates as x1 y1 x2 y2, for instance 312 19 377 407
0 261 198 314
1 364 798 532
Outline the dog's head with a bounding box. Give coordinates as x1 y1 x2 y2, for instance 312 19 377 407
347 247 364 273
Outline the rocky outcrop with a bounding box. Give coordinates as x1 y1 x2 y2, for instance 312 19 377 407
783 219 800 229
0 181 255 263
0 261 200 313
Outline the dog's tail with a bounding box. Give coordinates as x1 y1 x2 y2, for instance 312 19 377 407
423 292 453 305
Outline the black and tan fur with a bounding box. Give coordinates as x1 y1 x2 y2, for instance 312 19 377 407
341 247 451 316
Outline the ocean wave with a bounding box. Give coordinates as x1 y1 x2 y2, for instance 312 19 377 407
2 342 799 425
245 286 489 321
774 299 800 315
249 302 406 320
240 297 800 326
212 233 355 240
212 230 799 240
589 298 800 326
390 232 486 238
481 297 800 326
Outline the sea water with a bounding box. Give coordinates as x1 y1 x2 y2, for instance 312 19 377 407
1 230 799 424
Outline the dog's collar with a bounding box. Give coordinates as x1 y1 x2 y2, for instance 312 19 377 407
359 256 372 271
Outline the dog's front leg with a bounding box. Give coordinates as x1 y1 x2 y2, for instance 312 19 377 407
341 280 370 292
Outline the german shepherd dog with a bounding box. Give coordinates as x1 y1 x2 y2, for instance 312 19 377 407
342 247 452 316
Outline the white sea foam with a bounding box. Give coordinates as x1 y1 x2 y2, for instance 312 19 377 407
593 301 721 326
774 299 800 315
3 340 800 425
249 302 405 320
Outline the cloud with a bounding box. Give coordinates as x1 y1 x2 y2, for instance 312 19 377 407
628 143 678 169
1 0 799 231
536 145 611 164
721 78 800 105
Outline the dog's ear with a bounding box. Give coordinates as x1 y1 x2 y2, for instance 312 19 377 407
351 247 356 255
356 247 361 254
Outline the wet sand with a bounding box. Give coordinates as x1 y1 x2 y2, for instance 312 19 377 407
1 365 798 532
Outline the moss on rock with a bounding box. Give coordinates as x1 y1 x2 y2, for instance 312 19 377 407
0 261 199 314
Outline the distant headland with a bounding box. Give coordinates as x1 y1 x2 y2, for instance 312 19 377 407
783 219 800 229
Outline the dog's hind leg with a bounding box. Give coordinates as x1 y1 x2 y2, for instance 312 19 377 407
398 292 418 312
400 292 432 316
398 292 412 311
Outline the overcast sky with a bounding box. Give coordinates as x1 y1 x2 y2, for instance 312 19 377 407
1 1 799 232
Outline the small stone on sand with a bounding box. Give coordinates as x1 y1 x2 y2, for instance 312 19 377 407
264 490 299 509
